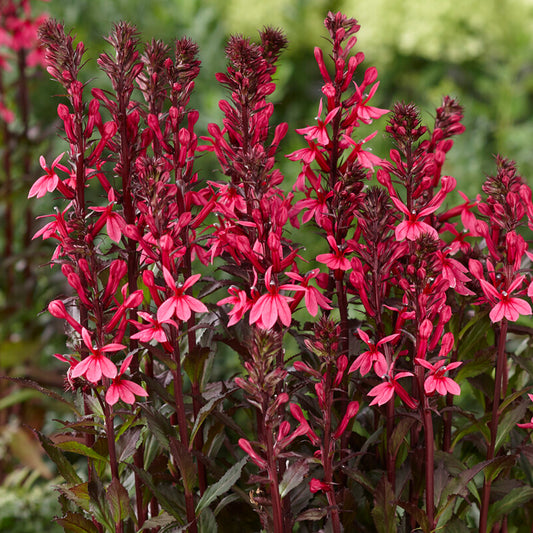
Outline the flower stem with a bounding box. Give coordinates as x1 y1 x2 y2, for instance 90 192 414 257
479 319 508 533
423 395 435 530
265 425 285 533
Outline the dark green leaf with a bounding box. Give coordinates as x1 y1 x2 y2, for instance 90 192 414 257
198 507 217 533
189 396 223 445
495 402 527 453
32 430 82 485
487 486 533 531
372 477 397 533
55 511 100 533
389 417 416 460
131 467 185 523
140 404 172 449
183 346 210 387
106 478 131 524
138 511 177 531
170 437 196 495
279 459 309 498
57 482 91 512
195 456 247 515
55 440 108 463
2 376 80 415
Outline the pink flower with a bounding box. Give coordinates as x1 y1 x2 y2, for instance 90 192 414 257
309 478 331 493
367 371 417 409
333 400 359 440
105 354 148 406
285 269 332 316
89 189 126 243
392 198 439 241
28 153 70 199
289 403 320 446
295 99 340 146
249 267 298 329
157 268 208 322
70 328 124 384
349 329 399 377
238 438 267 469
415 358 462 396
479 275 532 323
130 311 178 344
342 130 386 171
391 176 456 241
217 286 252 326
316 235 352 271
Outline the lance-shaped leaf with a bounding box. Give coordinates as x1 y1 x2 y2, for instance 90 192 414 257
195 456 247 515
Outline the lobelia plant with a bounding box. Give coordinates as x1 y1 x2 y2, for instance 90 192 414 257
28 8 533 533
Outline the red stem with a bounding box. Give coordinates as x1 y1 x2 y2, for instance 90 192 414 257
479 319 508 533
265 425 285 533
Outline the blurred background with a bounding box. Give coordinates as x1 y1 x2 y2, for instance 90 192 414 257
1 0 532 530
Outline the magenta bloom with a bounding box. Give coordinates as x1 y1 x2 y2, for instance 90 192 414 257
295 99 340 146
309 478 331 494
28 153 70 199
392 196 439 241
249 267 298 330
517 394 533 429
70 328 124 384
316 235 352 271
130 311 178 343
349 329 399 377
415 358 462 396
391 176 456 241
367 371 417 409
105 354 148 406
285 269 332 316
217 286 252 327
157 268 208 322
479 275 532 323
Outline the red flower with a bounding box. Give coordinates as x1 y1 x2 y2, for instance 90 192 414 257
130 311 178 344
217 286 252 326
249 267 298 329
296 99 340 146
238 438 267 469
309 478 332 494
391 176 456 241
157 268 208 322
415 358 462 396
367 371 417 409
28 153 71 199
316 235 352 271
349 329 398 377
285 269 332 316
89 189 126 243
333 400 359 440
517 394 533 429
479 275 532 323
105 354 148 406
70 328 124 384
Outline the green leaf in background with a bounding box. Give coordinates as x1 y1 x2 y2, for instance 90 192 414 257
486 486 533 532
32 430 82 485
106 478 132 524
279 459 309 499
55 512 100 533
55 440 108 463
195 456 247 515
372 477 397 533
